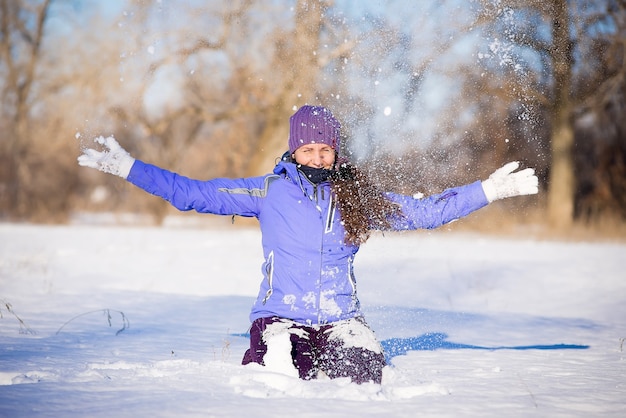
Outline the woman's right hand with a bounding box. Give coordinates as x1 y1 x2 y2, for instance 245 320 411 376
78 136 135 179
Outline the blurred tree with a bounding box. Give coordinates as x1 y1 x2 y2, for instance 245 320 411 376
466 0 625 228
0 0 50 217
321 2 487 193
572 0 626 222
0 0 134 221
2 0 623 231
547 0 575 229
96 0 345 221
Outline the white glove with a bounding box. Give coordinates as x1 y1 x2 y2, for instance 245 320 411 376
78 136 135 179
481 161 539 202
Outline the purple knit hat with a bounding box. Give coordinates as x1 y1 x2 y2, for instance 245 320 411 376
288 105 341 154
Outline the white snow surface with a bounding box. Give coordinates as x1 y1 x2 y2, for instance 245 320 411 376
1 222 625 417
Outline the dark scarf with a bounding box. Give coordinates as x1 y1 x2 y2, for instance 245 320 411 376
297 165 334 184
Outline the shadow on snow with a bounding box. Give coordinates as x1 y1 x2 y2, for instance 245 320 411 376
380 332 589 363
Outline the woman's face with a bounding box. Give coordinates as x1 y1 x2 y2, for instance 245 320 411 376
293 144 336 169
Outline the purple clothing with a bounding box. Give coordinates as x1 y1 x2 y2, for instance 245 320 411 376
127 159 489 326
288 105 341 153
242 316 386 384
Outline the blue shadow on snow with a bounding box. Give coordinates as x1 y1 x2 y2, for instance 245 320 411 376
380 332 589 363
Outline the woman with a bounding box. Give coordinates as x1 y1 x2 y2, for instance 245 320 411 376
78 105 538 384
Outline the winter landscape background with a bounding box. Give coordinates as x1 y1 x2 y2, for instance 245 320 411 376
1 3 625 415
1 220 624 417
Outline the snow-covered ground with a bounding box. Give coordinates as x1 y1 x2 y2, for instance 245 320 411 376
1 222 624 417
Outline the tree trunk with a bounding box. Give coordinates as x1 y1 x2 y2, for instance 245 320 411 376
0 0 51 218
547 0 575 229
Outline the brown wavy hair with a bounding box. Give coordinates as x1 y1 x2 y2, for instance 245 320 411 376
330 162 403 246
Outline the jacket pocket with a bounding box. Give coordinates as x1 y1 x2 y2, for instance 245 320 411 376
262 250 275 305
347 255 357 296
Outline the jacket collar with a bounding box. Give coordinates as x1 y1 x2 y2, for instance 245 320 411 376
273 159 299 181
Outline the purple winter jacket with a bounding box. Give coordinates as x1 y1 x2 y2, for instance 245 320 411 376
127 159 489 325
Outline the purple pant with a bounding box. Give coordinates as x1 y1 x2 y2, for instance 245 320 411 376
241 316 386 384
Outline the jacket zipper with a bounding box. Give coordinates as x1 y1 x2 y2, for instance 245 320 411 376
297 172 335 323
317 185 336 323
